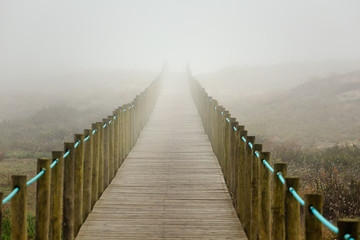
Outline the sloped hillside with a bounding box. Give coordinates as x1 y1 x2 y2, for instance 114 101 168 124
199 69 360 147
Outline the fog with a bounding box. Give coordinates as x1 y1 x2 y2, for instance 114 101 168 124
1 0 360 76
1 1 360 147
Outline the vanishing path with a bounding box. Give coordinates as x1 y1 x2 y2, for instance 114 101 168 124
76 74 247 239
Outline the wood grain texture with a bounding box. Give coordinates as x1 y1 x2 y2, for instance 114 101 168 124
76 73 246 240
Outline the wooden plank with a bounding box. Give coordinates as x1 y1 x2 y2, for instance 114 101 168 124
76 73 247 240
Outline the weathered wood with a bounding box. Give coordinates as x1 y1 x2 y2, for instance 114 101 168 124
113 110 120 170
305 194 322 240
83 129 93 222
251 144 261 240
50 151 64 240
91 123 100 208
35 158 51 240
337 219 359 240
76 74 246 240
244 135 255 238
272 162 287 240
285 177 300 240
229 118 238 199
108 115 115 181
238 130 247 225
97 122 104 198
119 106 125 164
102 118 109 189
63 142 75 240
74 134 84 236
11 175 27 240
259 152 271 240
233 125 244 212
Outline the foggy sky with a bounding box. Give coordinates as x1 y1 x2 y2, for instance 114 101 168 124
1 0 360 75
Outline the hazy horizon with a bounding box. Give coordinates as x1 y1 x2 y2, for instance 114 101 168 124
1 0 360 77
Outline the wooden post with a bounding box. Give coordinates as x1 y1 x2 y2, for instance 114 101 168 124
223 111 230 183
117 108 122 166
124 105 129 157
285 177 300 240
337 219 359 240
35 158 51 240
119 106 125 164
229 118 238 198
74 134 84 236
83 129 93 222
131 102 135 147
238 130 247 225
216 107 223 167
233 125 244 210
129 104 133 149
98 121 104 198
244 136 255 239
259 152 271 240
272 162 287 240
113 110 119 170
11 175 27 240
304 194 323 240
91 123 100 208
50 151 64 240
211 100 218 152
63 142 75 240
251 143 261 240
102 118 109 189
108 115 114 181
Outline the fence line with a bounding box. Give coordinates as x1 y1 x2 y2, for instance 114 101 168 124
0 72 162 239
187 69 359 240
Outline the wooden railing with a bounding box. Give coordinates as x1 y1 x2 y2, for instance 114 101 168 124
187 70 359 240
0 73 162 240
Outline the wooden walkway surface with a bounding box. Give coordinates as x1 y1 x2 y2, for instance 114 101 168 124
76 74 247 239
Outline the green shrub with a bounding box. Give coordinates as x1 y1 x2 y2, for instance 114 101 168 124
1 210 36 240
272 142 360 222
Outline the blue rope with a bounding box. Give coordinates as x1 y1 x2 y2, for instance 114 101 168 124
2 187 19 205
344 234 355 240
233 126 237 131
109 120 112 124
260 158 353 239
255 151 260 158
242 136 247 142
226 118 230 123
277 172 286 184
92 129 96 135
128 107 131 110
26 169 46 186
124 108 126 112
63 150 70 158
50 159 58 169
74 140 80 149
132 104 135 108
289 187 305 206
113 115 116 120
309 206 339 234
248 142 253 149
262 159 274 172
103 123 107 128
84 136 90 142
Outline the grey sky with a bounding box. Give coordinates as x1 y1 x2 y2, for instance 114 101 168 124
1 0 359 74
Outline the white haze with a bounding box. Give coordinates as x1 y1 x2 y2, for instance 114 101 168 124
1 0 360 77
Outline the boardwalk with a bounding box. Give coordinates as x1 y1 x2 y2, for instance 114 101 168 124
76 74 247 239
